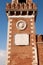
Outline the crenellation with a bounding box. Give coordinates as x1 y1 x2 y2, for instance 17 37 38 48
6 2 37 16
36 35 43 42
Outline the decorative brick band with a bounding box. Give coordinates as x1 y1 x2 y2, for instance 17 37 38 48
30 19 38 65
6 19 12 65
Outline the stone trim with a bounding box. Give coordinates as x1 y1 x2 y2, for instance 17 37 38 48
8 15 35 18
6 19 12 65
30 19 38 65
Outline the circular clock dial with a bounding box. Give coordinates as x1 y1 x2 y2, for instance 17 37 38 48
16 20 26 30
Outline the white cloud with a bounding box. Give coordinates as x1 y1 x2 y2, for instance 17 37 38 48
0 50 6 65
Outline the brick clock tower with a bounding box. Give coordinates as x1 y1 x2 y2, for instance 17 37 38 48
6 0 38 65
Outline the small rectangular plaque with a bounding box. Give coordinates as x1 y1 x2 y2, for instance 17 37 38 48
14 34 29 45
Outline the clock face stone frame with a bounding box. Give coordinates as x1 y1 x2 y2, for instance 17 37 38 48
16 20 27 30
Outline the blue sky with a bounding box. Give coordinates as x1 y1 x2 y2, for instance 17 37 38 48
0 0 43 64
0 0 11 50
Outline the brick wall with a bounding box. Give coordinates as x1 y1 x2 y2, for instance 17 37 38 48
37 43 43 65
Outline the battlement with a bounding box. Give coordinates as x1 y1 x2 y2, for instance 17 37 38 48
36 35 43 43
12 0 32 3
6 0 37 16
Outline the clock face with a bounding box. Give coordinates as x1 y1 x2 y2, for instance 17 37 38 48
16 20 26 30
